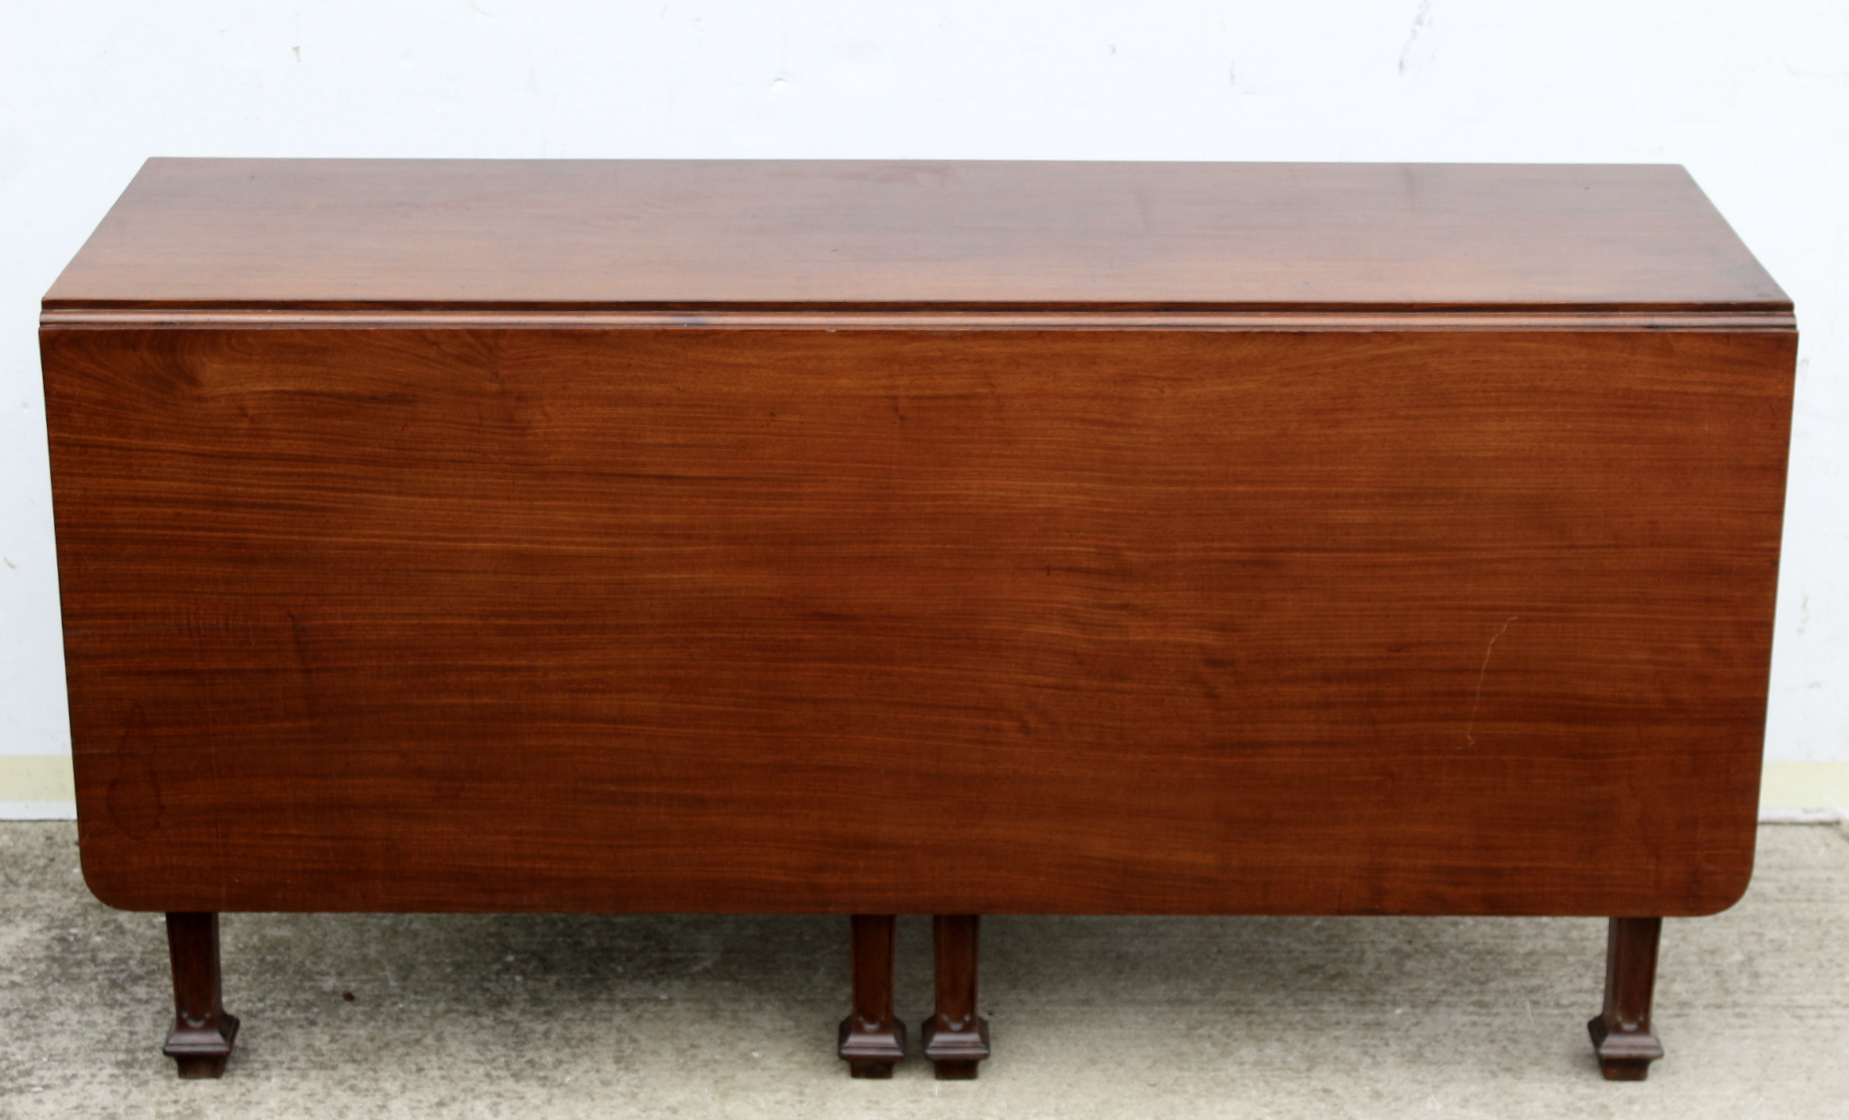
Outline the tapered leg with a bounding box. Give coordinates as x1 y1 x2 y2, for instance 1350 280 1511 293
1587 917 1663 1081
838 915 906 1078
163 912 239 1079
923 914 990 1080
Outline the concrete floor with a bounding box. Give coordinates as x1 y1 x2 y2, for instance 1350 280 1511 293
2 823 1846 1119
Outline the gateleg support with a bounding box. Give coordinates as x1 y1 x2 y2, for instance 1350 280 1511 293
838 914 906 1078
923 914 990 1080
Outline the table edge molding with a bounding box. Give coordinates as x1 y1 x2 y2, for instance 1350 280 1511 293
39 308 1798 333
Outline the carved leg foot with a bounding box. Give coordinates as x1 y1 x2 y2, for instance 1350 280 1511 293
163 912 239 1079
838 914 906 1078
923 914 990 1080
1588 916 1663 1081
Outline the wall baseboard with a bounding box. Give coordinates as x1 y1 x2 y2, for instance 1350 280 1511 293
0 755 74 814
1 755 1845 823
0 801 77 820
1755 761 1849 822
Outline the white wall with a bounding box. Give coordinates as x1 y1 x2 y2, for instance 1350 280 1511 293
4 1 1846 771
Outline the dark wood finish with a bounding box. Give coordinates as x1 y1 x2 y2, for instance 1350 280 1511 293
41 160 1795 1079
45 160 1784 314
162 912 238 1078
1588 917 1665 1080
46 324 1791 917
924 915 989 1080
838 915 905 1077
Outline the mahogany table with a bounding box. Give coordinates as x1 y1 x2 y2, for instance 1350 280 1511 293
41 159 1794 1082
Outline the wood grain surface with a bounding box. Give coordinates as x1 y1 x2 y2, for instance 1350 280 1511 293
44 322 1793 917
44 160 1788 313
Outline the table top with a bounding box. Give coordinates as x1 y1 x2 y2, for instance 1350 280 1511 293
45 159 1788 314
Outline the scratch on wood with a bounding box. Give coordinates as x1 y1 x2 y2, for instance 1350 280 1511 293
1465 615 1518 747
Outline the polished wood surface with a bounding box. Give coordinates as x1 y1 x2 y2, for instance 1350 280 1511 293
46 324 1791 916
45 160 1785 313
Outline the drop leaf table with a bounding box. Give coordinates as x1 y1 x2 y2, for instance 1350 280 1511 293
41 159 1794 1082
